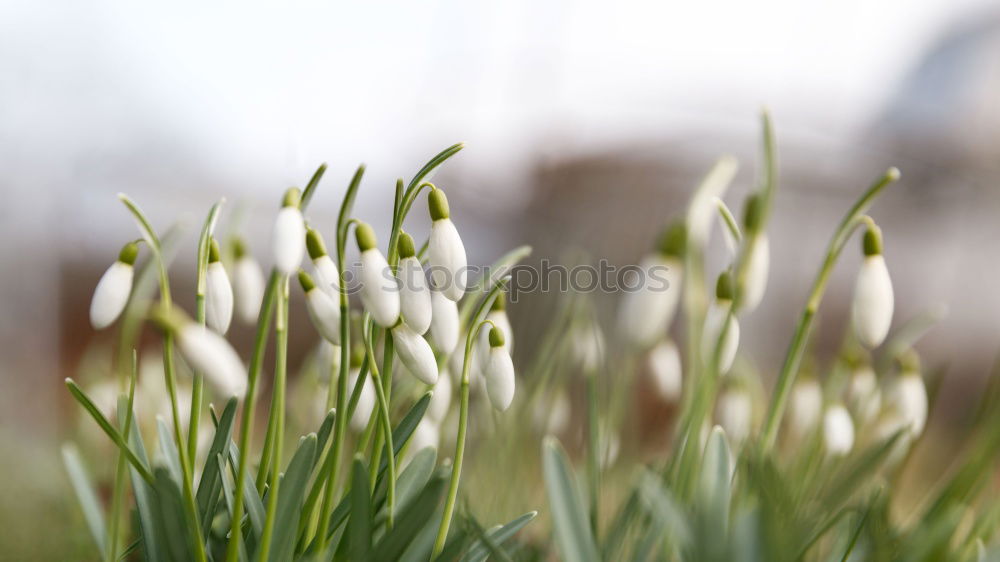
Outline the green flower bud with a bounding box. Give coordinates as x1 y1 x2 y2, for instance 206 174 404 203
355 222 377 252
863 225 883 256
490 292 506 312
118 241 139 265
656 221 687 258
298 269 317 293
716 271 735 301
282 187 302 209
306 227 329 260
397 231 416 259
429 189 450 221
743 193 763 233
150 304 190 334
232 237 248 260
208 238 222 263
489 326 506 348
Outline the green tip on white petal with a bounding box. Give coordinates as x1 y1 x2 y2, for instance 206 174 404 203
355 222 377 252
743 193 763 233
149 304 190 334
306 227 328 259
716 271 735 301
298 269 316 293
897 349 921 374
282 187 302 209
118 241 139 265
397 231 416 259
489 326 506 348
656 221 687 258
490 292 506 312
350 343 365 368
232 237 248 259
863 225 883 256
429 189 450 221
208 238 222 263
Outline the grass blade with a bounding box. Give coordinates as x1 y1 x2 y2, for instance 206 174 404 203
542 437 599 562
196 397 238 536
349 456 373 561
261 434 318 561
460 511 538 562
62 444 107 557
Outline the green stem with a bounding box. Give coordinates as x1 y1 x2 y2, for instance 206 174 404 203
585 371 601 539
106 351 139 562
760 168 899 450
189 200 223 466
362 322 396 528
259 276 290 557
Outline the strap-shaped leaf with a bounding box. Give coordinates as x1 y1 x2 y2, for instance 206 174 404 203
216 454 249 562
261 434 318 561
373 471 448 560
156 418 183 485
460 510 538 562
543 437 599 562
375 447 437 527
196 397 238 536
151 467 196 562
62 444 107 557
349 456 373 561
226 441 265 544
121 403 163 562
698 426 733 536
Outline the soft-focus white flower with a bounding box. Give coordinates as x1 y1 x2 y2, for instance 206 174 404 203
572 321 605 374
846 365 881 425
306 228 341 297
787 378 823 439
90 242 138 329
205 241 233 334
176 324 246 399
299 271 341 344
427 189 468 301
533 390 571 435
742 233 770 311
852 227 893 348
356 222 401 328
429 289 459 354
315 341 341 380
647 339 682 402
427 367 452 423
823 403 855 456
396 233 432 334
484 326 516 411
348 368 376 432
232 239 265 325
408 418 440 455
272 189 306 275
618 253 683 348
600 430 621 470
884 364 928 438
716 387 753 444
702 297 740 375
392 323 438 385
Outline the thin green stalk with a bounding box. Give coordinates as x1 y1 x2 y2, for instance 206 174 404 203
760 168 899 450
189 200 224 463
362 320 396 528
106 351 139 562
258 276 291 557
585 370 601 539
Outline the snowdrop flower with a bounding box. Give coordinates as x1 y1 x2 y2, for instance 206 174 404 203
315 340 341 379
572 321 605 374
617 222 685 348
232 238 265 325
702 272 740 375
272 187 306 275
533 390 571 434
786 377 823 439
348 368 376 432
427 367 452 423
392 322 438 385
154 307 246 399
852 225 893 348
716 384 753 444
427 189 468 301
90 241 139 329
305 228 341 296
740 194 770 311
647 339 682 402
355 222 400 328
205 239 234 334
396 232 433 334
823 403 855 456
476 294 513 373
846 363 881 425
298 270 341 344
484 326 516 411
884 352 928 438
429 289 459 354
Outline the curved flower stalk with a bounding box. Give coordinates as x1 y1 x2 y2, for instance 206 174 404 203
786 377 822 440
476 294 514 372
272 187 306 275
427 189 468 301
823 403 855 456
305 227 340 297
618 222 686 348
205 239 233 334
648 339 683 402
298 270 341 344
355 221 401 328
702 272 740 376
484 326 516 411
429 288 460 354
852 225 894 348
90 241 139 329
231 238 265 325
396 231 432 334
391 321 438 385
152 306 246 399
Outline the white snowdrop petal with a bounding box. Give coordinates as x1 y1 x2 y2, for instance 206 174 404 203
648 340 683 402
206 262 234 334
428 368 452 423
702 302 740 375
313 254 341 296
428 219 467 301
234 256 265 324
272 207 306 274
742 234 770 311
787 379 823 438
348 369 376 432
90 261 134 329
429 290 460 354
485 348 516 411
359 249 400 327
846 367 881 424
823 404 855 456
852 255 894 348
618 255 683 348
888 373 928 437
533 391 571 434
573 323 605 373
177 325 246 398
716 390 752 443
392 324 438 384
399 256 433 334
409 418 440 454
305 289 342 345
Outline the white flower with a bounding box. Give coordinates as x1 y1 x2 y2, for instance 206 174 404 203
205 242 234 334
272 189 306 275
355 223 400 328
299 271 341 345
846 365 881 425
348 368 376 432
315 340 341 379
429 289 459 354
885 368 927 437
90 242 138 329
306 228 340 296
618 253 683 348
716 387 752 444
476 301 513 373
647 339 682 402
397 233 432 334
483 327 516 411
702 300 740 376
408 417 440 454
533 390 571 434
852 227 893 348
176 324 246 399
823 403 855 456
572 322 605 373
392 323 438 385
232 240 265 325
742 233 770 311
427 189 467 301
427 367 452 423
787 378 823 439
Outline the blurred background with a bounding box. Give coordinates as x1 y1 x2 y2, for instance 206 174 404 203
2 0 1000 558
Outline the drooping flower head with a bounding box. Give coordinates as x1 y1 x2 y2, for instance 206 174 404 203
484 326 515 411
306 227 340 296
205 238 234 334
823 403 855 456
90 241 139 329
396 231 433 334
231 237 265 325
272 187 306 275
702 271 740 375
647 339 682 403
429 288 459 354
786 375 823 440
852 224 894 348
152 305 246 399
618 221 685 348
740 194 770 312
427 189 468 301
355 221 400 328
298 270 341 344
391 321 438 385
